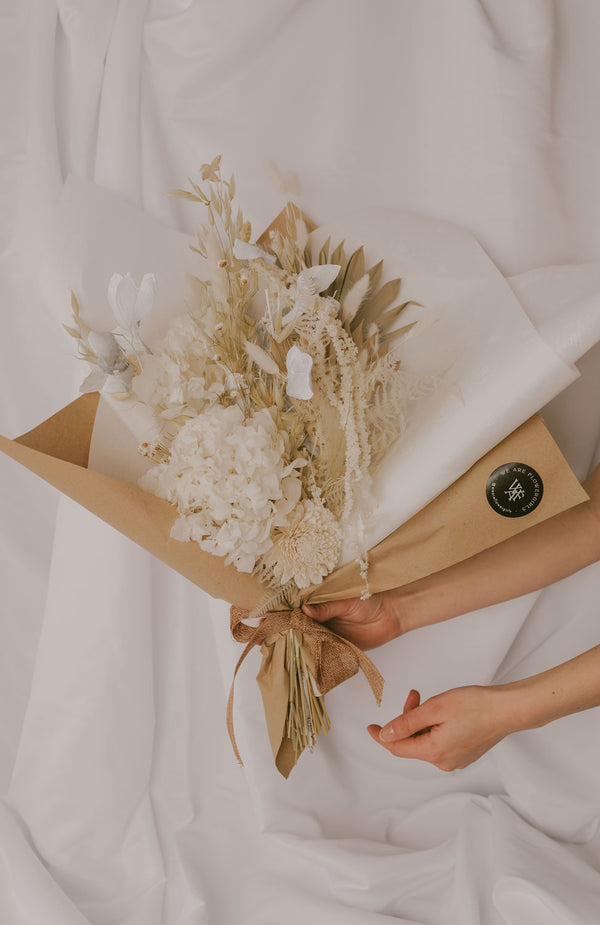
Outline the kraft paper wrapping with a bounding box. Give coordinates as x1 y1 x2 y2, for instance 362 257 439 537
1 395 587 604
0 396 588 775
0 394 265 609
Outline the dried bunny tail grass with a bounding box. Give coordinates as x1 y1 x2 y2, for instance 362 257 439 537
268 228 306 276
306 236 411 342
294 217 309 253
244 340 281 376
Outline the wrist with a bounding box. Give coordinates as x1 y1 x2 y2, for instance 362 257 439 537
388 578 463 635
386 585 426 636
490 680 542 736
494 673 573 734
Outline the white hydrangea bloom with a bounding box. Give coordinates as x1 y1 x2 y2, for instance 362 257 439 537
139 405 304 573
133 313 225 417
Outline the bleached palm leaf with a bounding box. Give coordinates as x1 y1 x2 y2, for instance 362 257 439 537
341 273 370 325
379 321 418 345
317 236 331 265
336 246 365 302
354 277 402 328
377 300 419 334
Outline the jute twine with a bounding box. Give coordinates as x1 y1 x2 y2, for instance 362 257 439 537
227 605 384 768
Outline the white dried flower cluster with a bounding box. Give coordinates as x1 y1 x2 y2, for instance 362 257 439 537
138 404 304 573
68 160 417 606
133 313 226 420
263 500 343 589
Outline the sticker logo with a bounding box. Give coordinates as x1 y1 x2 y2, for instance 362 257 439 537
486 462 543 518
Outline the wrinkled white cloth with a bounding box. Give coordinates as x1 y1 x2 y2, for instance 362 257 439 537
1 2 599 924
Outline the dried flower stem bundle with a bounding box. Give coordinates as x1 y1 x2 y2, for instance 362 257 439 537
285 629 331 758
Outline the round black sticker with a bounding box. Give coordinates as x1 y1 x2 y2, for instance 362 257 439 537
486 462 544 518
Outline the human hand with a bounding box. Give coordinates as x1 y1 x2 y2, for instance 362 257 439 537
302 589 409 650
368 685 515 771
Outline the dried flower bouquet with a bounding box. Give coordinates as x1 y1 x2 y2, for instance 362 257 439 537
64 156 422 769
3 161 585 777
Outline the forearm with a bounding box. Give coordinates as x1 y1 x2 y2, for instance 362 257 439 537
496 645 600 734
395 465 600 633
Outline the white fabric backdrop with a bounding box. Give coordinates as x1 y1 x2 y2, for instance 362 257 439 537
1 2 599 923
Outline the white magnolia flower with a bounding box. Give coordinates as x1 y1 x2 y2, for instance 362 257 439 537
108 272 156 353
263 500 343 589
281 264 340 327
80 330 134 395
286 345 313 400
139 405 304 574
80 367 134 395
88 330 125 372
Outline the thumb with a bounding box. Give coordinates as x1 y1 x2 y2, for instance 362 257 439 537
302 599 357 623
403 689 421 714
378 700 435 742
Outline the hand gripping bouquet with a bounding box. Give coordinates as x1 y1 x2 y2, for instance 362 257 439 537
1 157 589 776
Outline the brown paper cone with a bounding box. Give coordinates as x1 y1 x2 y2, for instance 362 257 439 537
255 635 291 767
1 399 587 609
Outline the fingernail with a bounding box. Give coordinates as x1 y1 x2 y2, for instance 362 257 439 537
379 725 396 742
302 604 314 615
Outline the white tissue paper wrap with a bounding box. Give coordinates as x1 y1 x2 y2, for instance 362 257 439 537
42 177 592 559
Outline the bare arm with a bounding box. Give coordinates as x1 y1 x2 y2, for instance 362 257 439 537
304 465 600 646
304 465 600 770
399 464 600 632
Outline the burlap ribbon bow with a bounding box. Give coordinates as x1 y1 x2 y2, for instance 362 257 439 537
227 605 384 777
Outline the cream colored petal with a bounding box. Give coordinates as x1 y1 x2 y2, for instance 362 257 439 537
286 345 313 400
